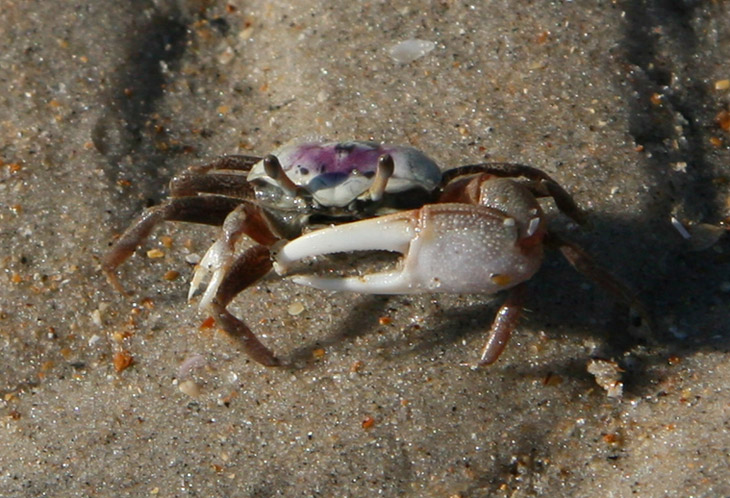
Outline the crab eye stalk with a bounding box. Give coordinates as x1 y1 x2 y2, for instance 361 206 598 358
367 153 395 202
263 154 299 196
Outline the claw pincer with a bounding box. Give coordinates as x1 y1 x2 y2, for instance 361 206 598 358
274 200 544 296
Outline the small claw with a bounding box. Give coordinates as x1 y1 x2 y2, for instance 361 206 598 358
273 210 417 293
189 239 233 309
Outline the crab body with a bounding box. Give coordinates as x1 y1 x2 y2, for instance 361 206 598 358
247 140 441 209
103 140 638 367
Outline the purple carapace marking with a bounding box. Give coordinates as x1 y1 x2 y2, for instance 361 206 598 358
283 141 386 176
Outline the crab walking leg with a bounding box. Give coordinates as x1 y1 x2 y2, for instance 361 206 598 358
478 282 527 365
103 196 244 293
439 163 586 225
169 172 256 198
203 244 280 366
169 156 261 198
548 233 651 326
190 202 278 308
185 154 262 175
275 203 543 296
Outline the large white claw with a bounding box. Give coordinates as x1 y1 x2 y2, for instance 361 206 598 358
273 204 544 295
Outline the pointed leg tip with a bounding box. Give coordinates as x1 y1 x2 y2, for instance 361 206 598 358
262 356 282 367
104 270 129 296
245 345 282 367
476 357 496 368
187 288 198 303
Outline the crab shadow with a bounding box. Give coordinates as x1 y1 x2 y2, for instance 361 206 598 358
93 8 189 205
283 294 392 366
93 6 245 221
279 210 730 398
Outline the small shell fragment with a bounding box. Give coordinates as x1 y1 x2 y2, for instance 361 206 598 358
686 223 726 251
160 236 174 248
715 79 730 91
670 217 691 239
178 354 207 379
185 253 201 265
163 270 180 281
288 301 305 315
671 217 726 250
113 351 134 372
179 379 201 398
361 416 376 429
91 309 102 327
146 248 165 259
586 359 623 398
716 110 730 131
388 39 436 63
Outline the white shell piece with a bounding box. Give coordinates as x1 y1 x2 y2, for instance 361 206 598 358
388 39 436 63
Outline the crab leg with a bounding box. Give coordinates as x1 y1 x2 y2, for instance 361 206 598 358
169 155 262 197
478 283 527 365
169 172 255 198
186 154 262 174
203 244 280 366
439 162 586 225
190 202 278 309
103 196 244 293
547 233 651 327
274 203 543 296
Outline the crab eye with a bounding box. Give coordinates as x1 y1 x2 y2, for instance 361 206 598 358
263 155 298 196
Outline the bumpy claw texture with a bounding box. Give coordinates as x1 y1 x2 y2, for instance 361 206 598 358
275 203 543 295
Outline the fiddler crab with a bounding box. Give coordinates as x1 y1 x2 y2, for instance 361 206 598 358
103 140 641 367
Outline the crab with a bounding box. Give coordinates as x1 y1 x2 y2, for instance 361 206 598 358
103 139 640 367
